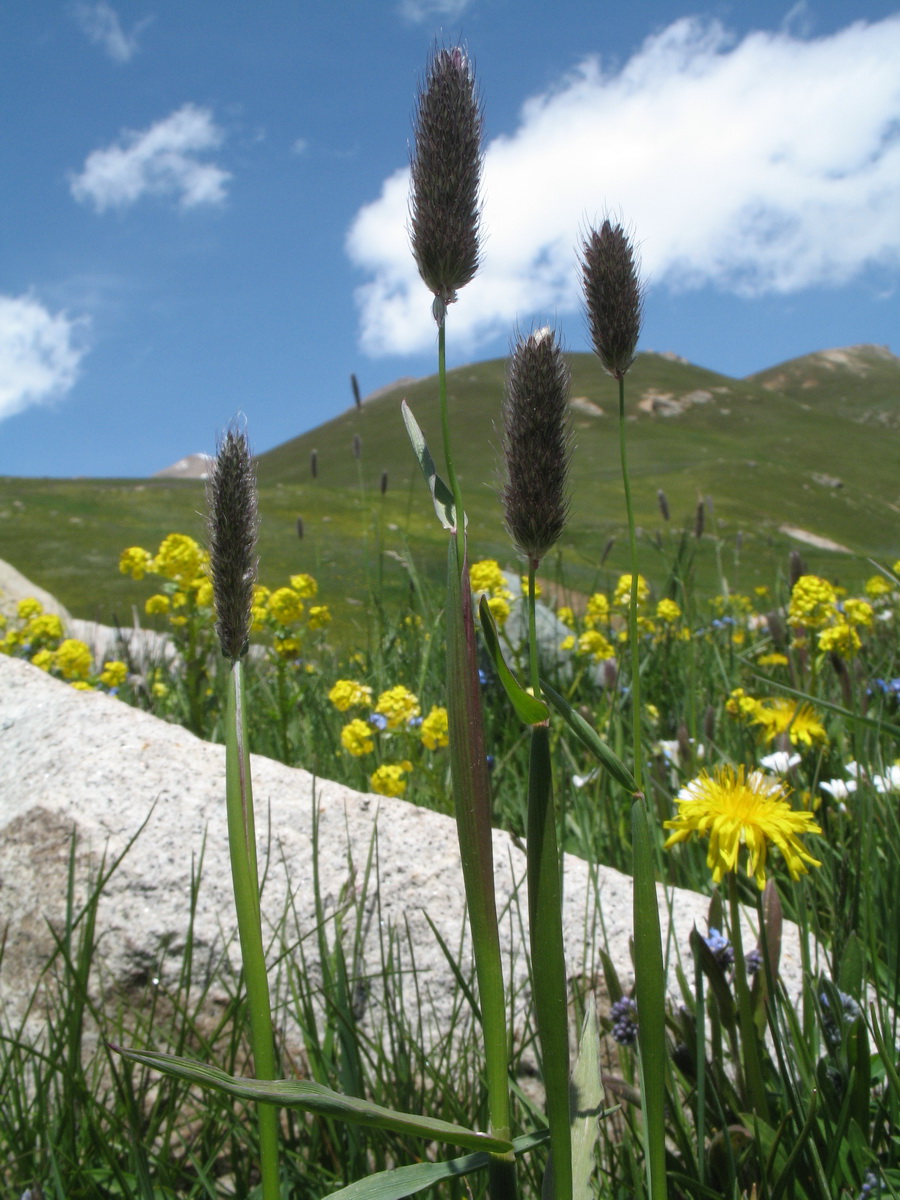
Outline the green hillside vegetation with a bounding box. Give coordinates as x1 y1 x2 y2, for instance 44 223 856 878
1 343 898 638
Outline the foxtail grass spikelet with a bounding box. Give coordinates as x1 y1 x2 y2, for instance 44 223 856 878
581 219 643 380
206 427 258 662
501 327 572 564
410 45 483 321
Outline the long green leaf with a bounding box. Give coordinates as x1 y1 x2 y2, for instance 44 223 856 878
111 1047 513 1154
631 801 668 1200
479 594 548 725
541 681 639 794
401 400 460 531
751 674 900 739
325 1131 549 1200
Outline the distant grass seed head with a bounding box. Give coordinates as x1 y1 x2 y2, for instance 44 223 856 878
581 219 643 380
410 46 483 318
501 326 572 562
206 428 259 661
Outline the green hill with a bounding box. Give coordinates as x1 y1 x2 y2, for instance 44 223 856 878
2 344 898 638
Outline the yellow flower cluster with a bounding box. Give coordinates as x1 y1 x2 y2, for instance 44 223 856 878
788 574 878 660
655 598 682 625
420 705 449 750
789 575 837 628
865 574 891 601
370 761 413 798
584 592 610 628
374 685 421 730
613 574 650 609
577 629 615 661
341 718 375 757
469 559 514 628
328 679 373 711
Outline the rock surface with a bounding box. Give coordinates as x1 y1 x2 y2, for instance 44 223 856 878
0 653 812 1059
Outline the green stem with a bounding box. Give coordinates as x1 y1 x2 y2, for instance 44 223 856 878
618 375 643 795
438 318 466 568
226 660 280 1199
728 874 770 1121
527 560 540 697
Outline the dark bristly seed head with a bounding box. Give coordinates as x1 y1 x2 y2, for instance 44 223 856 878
410 45 483 317
206 428 258 661
501 326 572 563
694 500 705 539
657 488 670 521
581 219 643 380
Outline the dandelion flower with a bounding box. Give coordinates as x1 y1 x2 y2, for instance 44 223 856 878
664 764 822 889
752 698 827 748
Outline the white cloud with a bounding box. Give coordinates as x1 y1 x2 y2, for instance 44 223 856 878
347 15 900 357
0 295 89 421
397 0 474 23
73 2 150 64
70 105 231 212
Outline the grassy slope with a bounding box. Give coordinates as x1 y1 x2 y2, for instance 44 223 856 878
1 345 897 635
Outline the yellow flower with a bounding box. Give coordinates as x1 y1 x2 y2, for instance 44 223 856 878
99 660 127 688
420 706 449 750
725 687 762 721
288 573 318 598
374 685 421 730
273 636 302 660
556 605 575 629
328 679 373 712
24 613 64 644
152 681 168 698
664 764 822 889
370 761 413 798
267 586 305 625
70 681 94 691
578 629 615 661
789 575 837 628
584 592 610 627
754 585 770 599
865 574 891 600
757 652 789 667
17 597 43 621
559 635 575 652
194 578 214 608
307 604 331 630
487 594 511 628
520 575 542 598
341 718 375 757
817 621 861 659
119 546 152 580
841 598 873 628
752 698 827 748
54 638 93 681
145 594 170 615
30 648 54 671
469 559 506 596
153 534 205 584
613 574 649 609
656 598 682 624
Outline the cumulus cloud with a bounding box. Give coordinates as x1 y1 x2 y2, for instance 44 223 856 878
0 296 89 421
347 15 900 357
397 0 473 22
73 1 150 64
70 105 231 212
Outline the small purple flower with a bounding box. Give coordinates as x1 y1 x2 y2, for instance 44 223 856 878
610 996 639 1046
745 948 763 976
369 713 388 731
704 927 735 969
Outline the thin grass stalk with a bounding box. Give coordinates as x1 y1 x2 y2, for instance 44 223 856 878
618 375 643 796
631 801 668 1200
225 658 280 1199
445 539 517 1200
524 558 572 1200
727 874 770 1121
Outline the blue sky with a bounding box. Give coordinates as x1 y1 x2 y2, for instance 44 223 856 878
2 1 898 478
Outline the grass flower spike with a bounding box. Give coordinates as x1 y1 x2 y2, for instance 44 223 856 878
206 427 258 661
664 764 822 889
410 45 482 319
581 219 643 380
501 326 572 564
